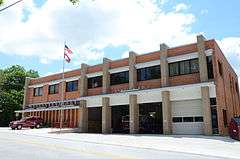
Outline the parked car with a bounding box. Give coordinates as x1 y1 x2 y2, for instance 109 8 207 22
229 116 240 140
9 116 43 130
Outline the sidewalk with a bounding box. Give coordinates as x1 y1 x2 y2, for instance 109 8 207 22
1 127 240 159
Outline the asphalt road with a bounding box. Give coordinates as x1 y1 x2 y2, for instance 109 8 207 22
0 130 230 159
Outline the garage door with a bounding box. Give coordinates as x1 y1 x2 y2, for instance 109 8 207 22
171 99 204 135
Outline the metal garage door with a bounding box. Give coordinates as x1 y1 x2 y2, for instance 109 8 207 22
171 99 204 135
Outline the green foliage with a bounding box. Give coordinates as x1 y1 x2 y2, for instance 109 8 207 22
0 65 39 126
0 0 3 6
69 0 79 5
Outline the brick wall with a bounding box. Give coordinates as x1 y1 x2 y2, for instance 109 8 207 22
212 40 240 135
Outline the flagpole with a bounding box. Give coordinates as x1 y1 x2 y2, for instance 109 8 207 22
60 41 66 133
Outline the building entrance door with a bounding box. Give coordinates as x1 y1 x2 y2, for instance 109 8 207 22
88 107 102 133
139 102 163 134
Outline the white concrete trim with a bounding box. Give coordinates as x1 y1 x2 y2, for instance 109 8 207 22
15 106 80 113
87 72 103 78
135 60 160 69
78 81 215 100
168 49 212 63
28 76 80 88
109 66 129 74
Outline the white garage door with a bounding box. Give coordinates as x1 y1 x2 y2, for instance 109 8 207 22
171 99 204 135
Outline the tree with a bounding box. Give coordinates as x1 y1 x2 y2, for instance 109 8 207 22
0 0 3 6
0 65 39 126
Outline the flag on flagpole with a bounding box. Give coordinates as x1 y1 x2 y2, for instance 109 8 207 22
64 45 73 63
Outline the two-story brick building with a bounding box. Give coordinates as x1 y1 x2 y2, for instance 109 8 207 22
15 35 240 135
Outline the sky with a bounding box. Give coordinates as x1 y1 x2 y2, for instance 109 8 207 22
0 0 240 81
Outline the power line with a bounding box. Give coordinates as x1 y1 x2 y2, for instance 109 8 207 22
0 0 23 13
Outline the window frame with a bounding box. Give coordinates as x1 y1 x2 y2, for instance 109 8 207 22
110 71 129 86
169 58 199 77
33 87 43 97
66 80 78 92
88 76 103 89
137 65 161 81
48 84 59 95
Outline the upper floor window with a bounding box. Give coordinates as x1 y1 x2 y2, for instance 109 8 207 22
88 76 102 89
110 71 129 85
218 61 223 76
48 84 59 94
33 87 43 96
169 58 199 77
236 82 239 95
207 56 214 79
66 80 78 92
137 65 161 81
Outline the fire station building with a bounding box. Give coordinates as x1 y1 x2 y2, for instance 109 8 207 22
15 35 240 135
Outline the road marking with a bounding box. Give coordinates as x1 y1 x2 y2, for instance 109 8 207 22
0 136 137 159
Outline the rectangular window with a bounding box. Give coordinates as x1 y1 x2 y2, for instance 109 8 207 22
218 61 223 76
88 76 102 89
48 84 59 94
169 58 199 77
236 82 239 95
207 56 214 79
183 117 194 122
194 116 204 122
33 87 43 96
223 109 228 127
110 71 129 85
137 65 161 81
190 58 199 73
210 98 216 105
179 60 190 75
66 80 78 92
172 117 182 123
169 62 179 76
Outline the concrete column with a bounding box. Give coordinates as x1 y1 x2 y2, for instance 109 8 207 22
78 100 88 132
197 35 208 82
23 77 30 117
160 43 169 87
51 110 54 125
129 94 139 134
54 110 57 122
201 86 212 135
102 58 111 94
80 64 88 97
129 51 137 90
162 91 172 134
102 97 111 133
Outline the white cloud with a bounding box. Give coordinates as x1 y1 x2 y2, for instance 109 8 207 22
121 51 129 58
218 37 240 87
0 0 197 65
174 3 189 12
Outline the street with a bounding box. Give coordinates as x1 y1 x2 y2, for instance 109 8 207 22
0 128 238 159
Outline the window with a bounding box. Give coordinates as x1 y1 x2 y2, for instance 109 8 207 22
183 117 194 122
88 76 102 89
66 80 78 92
33 87 43 96
207 56 214 79
48 84 59 94
169 62 179 76
172 117 182 123
137 65 161 81
218 61 223 76
223 109 228 127
236 82 239 95
179 60 190 74
194 116 203 122
210 98 216 105
110 71 129 85
190 59 199 73
169 58 199 77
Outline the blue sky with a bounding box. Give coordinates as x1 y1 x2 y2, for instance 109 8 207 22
0 0 240 78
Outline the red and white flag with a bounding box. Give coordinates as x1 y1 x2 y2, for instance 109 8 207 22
64 45 73 63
